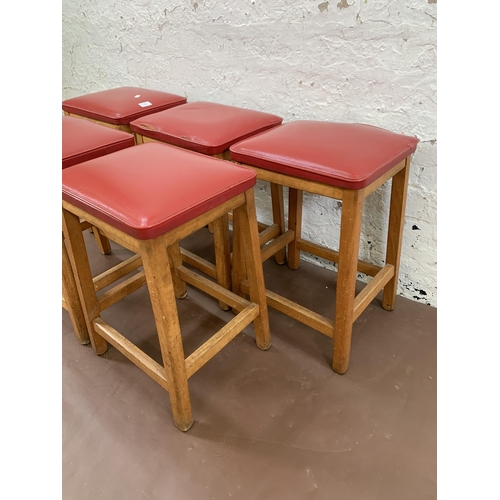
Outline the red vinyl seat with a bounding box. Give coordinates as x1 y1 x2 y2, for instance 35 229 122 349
62 86 187 130
130 101 283 155
62 143 257 240
62 115 135 169
228 120 419 375
230 121 418 189
62 142 271 432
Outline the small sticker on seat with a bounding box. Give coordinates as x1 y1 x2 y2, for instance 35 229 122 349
138 101 152 107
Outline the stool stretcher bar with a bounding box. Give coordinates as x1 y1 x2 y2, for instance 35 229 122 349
180 248 217 279
185 303 259 378
62 224 143 338
97 271 146 312
179 222 290 278
295 238 383 277
93 254 143 292
240 279 335 338
94 317 170 392
177 265 251 312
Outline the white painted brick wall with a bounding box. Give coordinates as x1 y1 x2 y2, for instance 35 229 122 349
62 0 437 307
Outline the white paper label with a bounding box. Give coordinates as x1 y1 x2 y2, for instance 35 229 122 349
138 101 152 107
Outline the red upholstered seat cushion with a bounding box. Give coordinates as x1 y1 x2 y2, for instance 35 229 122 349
62 143 256 240
230 121 419 190
62 116 135 169
129 101 283 155
62 87 187 125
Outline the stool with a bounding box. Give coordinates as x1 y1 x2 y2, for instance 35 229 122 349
62 86 187 133
62 142 271 431
62 116 136 345
229 121 419 374
130 101 287 303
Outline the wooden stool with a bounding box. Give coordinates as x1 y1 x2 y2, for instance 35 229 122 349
229 121 419 374
62 86 186 133
130 101 287 303
62 142 271 431
62 116 136 345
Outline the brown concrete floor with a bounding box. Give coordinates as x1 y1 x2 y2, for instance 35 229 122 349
62 229 437 500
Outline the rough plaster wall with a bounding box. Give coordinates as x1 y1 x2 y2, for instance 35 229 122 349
62 0 437 307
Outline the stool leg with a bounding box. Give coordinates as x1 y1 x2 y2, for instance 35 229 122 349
231 212 247 301
213 215 232 311
332 189 364 374
62 209 108 355
62 235 90 344
233 189 272 350
382 159 411 311
92 226 112 255
167 243 188 299
270 183 286 265
140 239 193 432
134 133 144 144
288 188 303 270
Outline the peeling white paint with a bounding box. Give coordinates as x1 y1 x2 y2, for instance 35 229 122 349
62 0 437 307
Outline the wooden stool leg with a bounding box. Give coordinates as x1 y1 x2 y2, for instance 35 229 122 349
62 235 90 344
140 239 193 432
62 209 108 355
233 189 272 350
332 189 364 374
213 214 232 310
288 188 303 270
167 242 188 299
92 226 112 255
231 210 247 302
270 183 286 265
382 159 411 311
